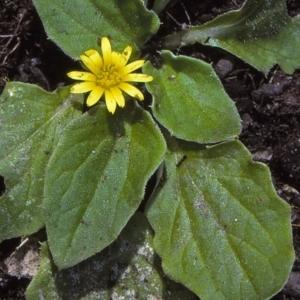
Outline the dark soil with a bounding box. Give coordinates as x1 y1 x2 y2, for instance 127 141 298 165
1 0 300 299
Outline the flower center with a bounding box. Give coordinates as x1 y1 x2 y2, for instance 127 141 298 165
97 66 122 89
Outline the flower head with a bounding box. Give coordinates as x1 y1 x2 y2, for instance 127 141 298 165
67 37 153 114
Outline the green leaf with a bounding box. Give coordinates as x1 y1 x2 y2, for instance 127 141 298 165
32 0 160 59
146 137 294 300
164 0 300 74
206 15 300 74
25 243 57 299
144 51 241 144
0 83 81 241
185 0 289 41
44 102 166 269
26 213 198 299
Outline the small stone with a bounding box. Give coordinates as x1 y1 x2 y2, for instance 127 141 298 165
214 58 234 78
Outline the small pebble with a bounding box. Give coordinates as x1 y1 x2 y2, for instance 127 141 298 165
214 58 234 78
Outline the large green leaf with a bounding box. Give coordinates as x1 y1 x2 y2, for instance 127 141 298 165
146 137 294 300
0 83 81 241
206 15 300 74
164 0 300 74
144 51 241 143
44 102 166 269
32 0 160 59
26 213 198 299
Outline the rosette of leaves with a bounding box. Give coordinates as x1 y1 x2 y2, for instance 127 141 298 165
0 0 297 299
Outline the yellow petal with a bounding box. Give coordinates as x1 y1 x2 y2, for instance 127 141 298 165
70 82 97 93
119 60 145 76
123 73 153 82
86 86 104 106
84 49 103 69
110 87 125 108
80 53 100 76
102 37 112 67
120 46 132 68
118 83 144 101
110 46 132 70
104 89 117 114
67 71 97 81
111 51 124 69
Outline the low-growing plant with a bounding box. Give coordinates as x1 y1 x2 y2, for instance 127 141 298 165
0 0 298 299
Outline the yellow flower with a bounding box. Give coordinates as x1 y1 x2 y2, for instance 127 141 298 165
67 37 153 114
